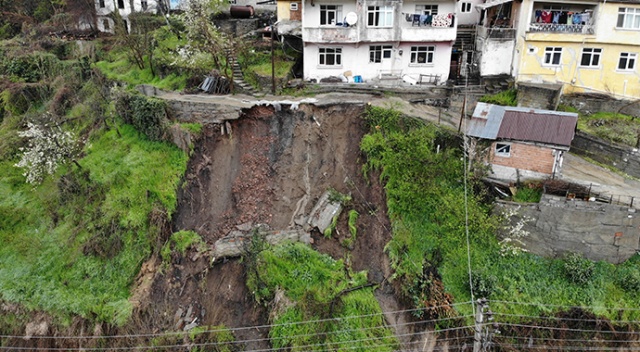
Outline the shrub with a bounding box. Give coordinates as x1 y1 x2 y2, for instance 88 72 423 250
479 89 517 107
617 269 640 292
471 270 497 298
563 252 594 285
115 91 168 141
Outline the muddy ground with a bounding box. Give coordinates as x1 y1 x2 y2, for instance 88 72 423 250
136 102 421 350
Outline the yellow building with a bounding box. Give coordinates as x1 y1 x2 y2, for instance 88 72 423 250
512 0 640 99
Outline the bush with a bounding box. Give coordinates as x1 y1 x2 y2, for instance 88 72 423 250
115 91 168 141
563 252 594 285
617 269 640 292
479 89 517 107
471 270 497 298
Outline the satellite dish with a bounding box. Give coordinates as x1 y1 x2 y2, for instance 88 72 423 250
346 12 358 25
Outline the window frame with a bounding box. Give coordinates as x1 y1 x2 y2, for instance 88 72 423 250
117 0 125 9
318 47 342 67
369 45 393 63
495 143 511 157
618 52 637 71
461 2 471 13
409 46 435 65
415 4 438 16
543 47 562 66
99 0 105 8
320 5 342 25
617 7 640 30
580 48 602 68
290 2 298 11
141 0 148 10
367 5 394 27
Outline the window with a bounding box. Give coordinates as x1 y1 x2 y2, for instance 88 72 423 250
103 19 110 30
99 0 105 8
415 5 438 16
369 45 392 63
580 48 602 67
618 52 637 70
495 143 511 157
141 0 148 10
544 47 562 66
410 46 435 64
367 6 394 27
117 0 124 9
320 5 342 25
290 2 298 11
319 47 342 66
461 2 471 13
617 7 640 29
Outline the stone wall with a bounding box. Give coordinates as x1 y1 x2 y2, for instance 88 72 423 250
571 131 640 179
561 93 640 118
497 195 640 264
516 82 562 110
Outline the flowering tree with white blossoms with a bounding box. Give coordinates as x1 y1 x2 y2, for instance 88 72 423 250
178 0 233 79
498 206 534 257
15 120 76 184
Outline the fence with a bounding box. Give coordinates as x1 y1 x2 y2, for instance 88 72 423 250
542 180 636 208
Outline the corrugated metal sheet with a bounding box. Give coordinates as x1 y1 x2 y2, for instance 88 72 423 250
497 111 578 147
466 102 505 139
466 102 578 147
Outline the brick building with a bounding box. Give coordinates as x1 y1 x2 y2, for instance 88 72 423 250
467 102 578 181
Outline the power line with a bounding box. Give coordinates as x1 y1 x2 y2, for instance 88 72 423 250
489 300 640 312
495 312 640 325
0 326 477 351
497 335 640 344
497 322 640 335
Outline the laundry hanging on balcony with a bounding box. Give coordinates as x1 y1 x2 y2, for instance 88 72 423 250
432 13 453 27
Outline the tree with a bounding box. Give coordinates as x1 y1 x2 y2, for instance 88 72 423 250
15 115 76 184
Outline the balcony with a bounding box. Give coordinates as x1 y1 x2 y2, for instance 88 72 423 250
527 22 594 35
476 25 516 40
303 26 359 43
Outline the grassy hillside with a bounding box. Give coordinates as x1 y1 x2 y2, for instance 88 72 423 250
361 106 640 322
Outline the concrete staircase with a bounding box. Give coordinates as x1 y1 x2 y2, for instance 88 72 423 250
225 47 258 96
454 25 476 53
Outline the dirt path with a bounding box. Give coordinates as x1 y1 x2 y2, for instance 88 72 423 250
561 153 640 203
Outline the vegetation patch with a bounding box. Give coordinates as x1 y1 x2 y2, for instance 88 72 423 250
361 106 640 322
478 89 517 107
246 242 398 351
0 123 188 325
577 111 640 147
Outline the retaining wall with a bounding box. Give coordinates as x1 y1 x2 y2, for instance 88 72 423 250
571 131 640 179
497 195 640 264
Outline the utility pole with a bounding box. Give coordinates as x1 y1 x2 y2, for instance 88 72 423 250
473 298 496 352
270 23 276 94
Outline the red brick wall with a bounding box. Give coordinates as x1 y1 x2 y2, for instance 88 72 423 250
489 142 555 174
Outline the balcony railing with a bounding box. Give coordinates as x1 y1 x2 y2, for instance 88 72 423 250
476 25 516 40
528 23 594 34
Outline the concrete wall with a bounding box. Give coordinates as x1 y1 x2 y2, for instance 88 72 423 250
214 18 261 37
456 0 483 25
303 41 452 82
95 0 165 32
278 0 301 21
516 82 562 110
571 131 640 179
477 37 514 76
497 195 640 263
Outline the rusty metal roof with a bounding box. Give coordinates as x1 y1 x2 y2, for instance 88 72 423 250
467 102 578 147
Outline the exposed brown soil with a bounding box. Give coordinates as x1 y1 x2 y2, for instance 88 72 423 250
134 102 415 350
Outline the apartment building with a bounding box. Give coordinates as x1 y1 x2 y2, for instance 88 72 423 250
96 0 168 33
301 0 458 84
475 0 640 99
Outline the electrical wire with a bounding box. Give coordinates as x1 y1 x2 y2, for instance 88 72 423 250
0 326 477 351
0 303 473 340
494 312 640 325
497 335 640 344
497 323 640 335
489 300 640 312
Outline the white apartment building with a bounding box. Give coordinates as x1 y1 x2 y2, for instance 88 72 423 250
301 0 458 84
96 0 168 32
